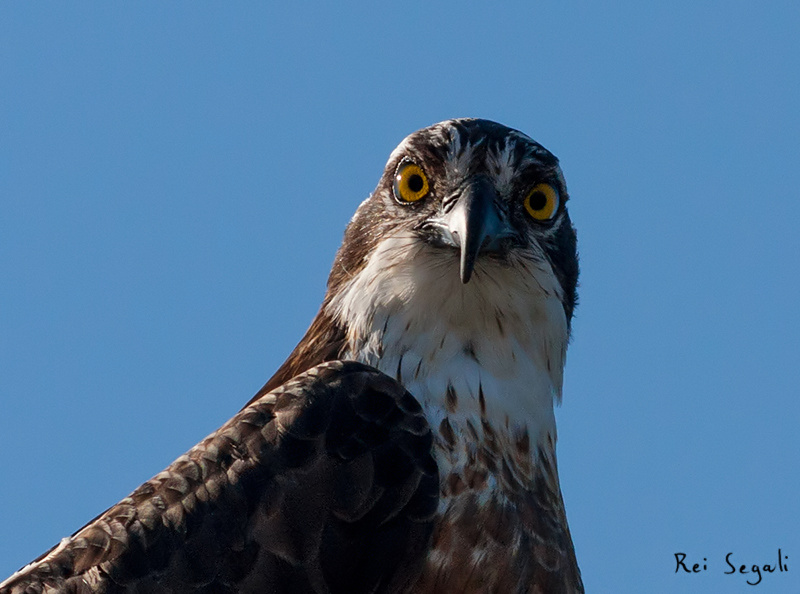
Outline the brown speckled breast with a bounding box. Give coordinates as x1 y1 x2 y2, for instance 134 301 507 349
409 423 584 593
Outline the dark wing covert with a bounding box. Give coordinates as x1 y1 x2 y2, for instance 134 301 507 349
0 361 439 594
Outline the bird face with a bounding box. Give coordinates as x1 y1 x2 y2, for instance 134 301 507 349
330 118 578 326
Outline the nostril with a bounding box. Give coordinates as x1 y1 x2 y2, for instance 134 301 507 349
441 192 462 213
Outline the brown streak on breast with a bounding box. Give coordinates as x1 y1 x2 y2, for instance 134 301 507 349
463 466 488 490
445 382 458 413
477 447 498 474
515 427 531 456
438 417 456 451
465 419 479 443
445 472 466 497
514 427 533 479
481 418 500 456
396 352 404 383
414 358 424 379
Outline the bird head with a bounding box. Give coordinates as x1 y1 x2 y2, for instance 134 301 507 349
328 118 578 328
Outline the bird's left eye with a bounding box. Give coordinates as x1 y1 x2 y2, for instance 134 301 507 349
523 183 559 221
393 162 430 204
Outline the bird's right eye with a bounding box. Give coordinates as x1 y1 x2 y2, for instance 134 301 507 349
393 162 430 204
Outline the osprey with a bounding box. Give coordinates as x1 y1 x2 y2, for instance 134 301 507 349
1 119 583 593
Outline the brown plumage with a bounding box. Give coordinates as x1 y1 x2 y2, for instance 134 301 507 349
0 363 438 593
1 118 584 593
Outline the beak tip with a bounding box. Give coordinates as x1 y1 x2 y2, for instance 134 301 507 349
459 258 474 284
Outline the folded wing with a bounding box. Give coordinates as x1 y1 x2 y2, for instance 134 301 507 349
0 361 439 594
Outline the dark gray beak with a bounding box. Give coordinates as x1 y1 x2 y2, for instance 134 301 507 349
435 176 513 283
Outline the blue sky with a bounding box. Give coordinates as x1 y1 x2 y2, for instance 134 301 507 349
1 3 799 592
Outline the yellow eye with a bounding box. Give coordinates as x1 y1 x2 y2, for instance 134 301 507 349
523 183 559 221
393 162 430 203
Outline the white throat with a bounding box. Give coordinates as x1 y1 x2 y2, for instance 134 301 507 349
327 232 569 460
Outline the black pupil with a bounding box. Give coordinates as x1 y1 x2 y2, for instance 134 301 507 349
407 173 424 194
529 191 547 211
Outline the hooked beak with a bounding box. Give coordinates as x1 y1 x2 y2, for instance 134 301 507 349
428 176 514 283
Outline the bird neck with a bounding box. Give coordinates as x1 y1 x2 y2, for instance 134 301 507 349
325 235 570 480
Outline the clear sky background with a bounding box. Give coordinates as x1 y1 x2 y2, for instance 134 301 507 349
1 3 798 593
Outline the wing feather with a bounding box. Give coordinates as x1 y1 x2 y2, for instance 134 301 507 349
0 361 438 594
